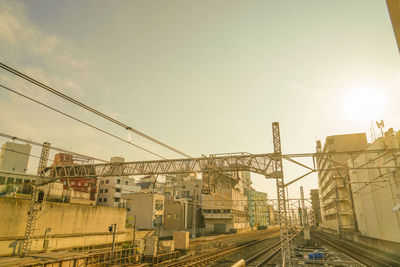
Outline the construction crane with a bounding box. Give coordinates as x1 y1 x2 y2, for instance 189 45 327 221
22 142 51 255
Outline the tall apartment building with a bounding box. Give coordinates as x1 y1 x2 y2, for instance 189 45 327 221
316 133 367 233
310 189 322 226
348 129 400 243
97 157 140 207
0 142 31 173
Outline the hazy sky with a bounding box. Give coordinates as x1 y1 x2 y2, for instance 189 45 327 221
0 0 399 200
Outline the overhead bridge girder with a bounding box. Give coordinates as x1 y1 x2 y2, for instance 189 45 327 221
42 153 277 180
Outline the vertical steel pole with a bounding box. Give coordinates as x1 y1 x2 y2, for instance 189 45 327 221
112 223 117 251
271 122 289 266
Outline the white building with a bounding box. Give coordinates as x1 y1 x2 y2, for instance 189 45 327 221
348 129 400 243
97 157 141 207
0 142 31 173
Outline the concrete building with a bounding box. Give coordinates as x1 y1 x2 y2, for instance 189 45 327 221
316 133 367 233
348 129 400 243
121 192 164 230
202 187 249 233
310 189 322 226
163 198 201 233
163 173 202 201
267 205 277 226
0 142 31 174
97 157 140 207
248 189 268 229
201 171 251 233
53 153 98 201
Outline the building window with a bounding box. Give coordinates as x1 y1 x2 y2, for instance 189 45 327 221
125 181 128 185
104 198 107 202
99 198 102 202
116 188 121 193
114 198 120 203
15 178 22 184
0 177 5 185
105 189 108 193
100 189 103 193
106 180 109 184
117 179 121 184
127 208 131 212
6 178 14 184
101 180 104 184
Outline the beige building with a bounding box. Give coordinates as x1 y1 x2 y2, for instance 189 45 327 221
97 157 140 207
310 189 322 226
121 192 164 230
202 187 249 233
348 130 400 243
201 171 251 233
316 133 367 232
0 142 31 174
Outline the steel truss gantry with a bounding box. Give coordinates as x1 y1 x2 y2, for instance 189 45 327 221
34 124 400 265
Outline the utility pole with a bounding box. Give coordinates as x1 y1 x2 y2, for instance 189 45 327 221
300 186 307 227
132 215 136 249
22 142 51 255
109 223 117 251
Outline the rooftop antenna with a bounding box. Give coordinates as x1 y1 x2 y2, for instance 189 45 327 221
376 120 385 137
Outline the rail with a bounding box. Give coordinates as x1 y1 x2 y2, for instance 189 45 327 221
156 231 282 267
245 231 300 266
311 230 400 267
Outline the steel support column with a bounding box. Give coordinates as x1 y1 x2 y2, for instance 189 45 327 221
271 122 290 265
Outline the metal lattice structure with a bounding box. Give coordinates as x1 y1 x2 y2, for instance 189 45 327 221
22 142 51 255
271 122 290 264
41 153 277 186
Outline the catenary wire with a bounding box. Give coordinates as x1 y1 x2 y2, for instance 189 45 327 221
0 84 166 159
0 132 107 162
0 62 191 158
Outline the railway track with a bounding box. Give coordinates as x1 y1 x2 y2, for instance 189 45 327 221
245 232 300 267
312 230 400 267
156 231 282 266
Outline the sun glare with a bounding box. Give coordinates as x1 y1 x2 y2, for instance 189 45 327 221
343 86 386 121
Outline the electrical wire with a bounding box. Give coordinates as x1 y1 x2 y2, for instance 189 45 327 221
0 132 107 162
0 84 166 159
0 62 192 158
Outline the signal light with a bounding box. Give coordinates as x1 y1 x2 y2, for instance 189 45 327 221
37 191 45 203
108 225 114 233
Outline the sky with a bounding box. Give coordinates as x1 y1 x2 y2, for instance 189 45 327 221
0 0 399 201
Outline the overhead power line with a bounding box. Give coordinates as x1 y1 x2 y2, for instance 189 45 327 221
0 84 166 159
0 132 107 162
0 62 192 158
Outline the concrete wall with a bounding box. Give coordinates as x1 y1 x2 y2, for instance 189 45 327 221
0 197 130 256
